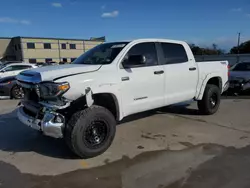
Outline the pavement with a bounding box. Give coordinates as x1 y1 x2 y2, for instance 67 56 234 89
0 97 250 188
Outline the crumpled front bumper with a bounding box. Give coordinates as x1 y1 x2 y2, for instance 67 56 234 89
17 106 65 138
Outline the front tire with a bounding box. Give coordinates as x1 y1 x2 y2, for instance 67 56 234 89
198 84 221 115
65 105 116 158
11 85 24 99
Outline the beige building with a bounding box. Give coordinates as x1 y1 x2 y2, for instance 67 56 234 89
0 36 105 63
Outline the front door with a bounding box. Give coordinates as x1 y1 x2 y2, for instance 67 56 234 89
119 42 165 117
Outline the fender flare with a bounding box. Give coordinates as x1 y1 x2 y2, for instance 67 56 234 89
196 73 222 100
84 87 123 121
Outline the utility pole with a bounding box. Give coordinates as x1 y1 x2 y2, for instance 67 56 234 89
237 32 241 54
237 32 241 63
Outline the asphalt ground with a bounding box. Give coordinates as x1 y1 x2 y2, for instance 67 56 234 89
0 96 250 188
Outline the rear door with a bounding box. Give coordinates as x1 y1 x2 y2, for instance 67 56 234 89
159 42 198 105
119 42 165 116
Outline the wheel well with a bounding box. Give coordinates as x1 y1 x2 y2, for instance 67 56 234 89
61 93 119 122
93 93 119 121
207 77 222 90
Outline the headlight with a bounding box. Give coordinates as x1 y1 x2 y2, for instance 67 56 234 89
37 82 70 99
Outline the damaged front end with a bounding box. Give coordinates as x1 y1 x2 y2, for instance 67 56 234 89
17 104 66 138
16 73 72 138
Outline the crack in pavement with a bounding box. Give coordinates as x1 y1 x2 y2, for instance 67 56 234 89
170 114 250 135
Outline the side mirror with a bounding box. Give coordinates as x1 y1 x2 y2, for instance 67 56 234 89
122 55 146 68
0 70 5 73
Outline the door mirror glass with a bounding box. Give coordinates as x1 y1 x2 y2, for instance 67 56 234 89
123 55 146 68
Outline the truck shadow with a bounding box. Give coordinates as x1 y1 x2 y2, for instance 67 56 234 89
0 109 77 159
120 102 198 124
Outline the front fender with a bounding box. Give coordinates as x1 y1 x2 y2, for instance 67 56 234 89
58 78 124 120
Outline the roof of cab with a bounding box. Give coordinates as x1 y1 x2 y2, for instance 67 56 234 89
105 38 187 45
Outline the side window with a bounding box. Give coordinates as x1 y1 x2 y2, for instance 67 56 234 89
4 66 14 72
124 42 158 67
5 65 29 71
20 65 32 69
161 43 188 64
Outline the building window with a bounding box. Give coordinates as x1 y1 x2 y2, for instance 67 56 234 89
61 43 66 49
71 58 76 62
27 43 35 49
70 44 76 49
29 59 37 63
44 43 51 49
18 44 21 49
62 58 67 62
14 45 17 51
45 58 52 63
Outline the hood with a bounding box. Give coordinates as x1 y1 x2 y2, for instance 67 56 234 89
229 71 250 81
16 64 101 83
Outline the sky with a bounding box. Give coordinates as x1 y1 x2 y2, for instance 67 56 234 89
0 0 250 50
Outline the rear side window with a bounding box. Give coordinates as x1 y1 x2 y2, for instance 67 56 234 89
161 43 188 64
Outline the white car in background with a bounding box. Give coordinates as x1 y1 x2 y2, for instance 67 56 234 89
0 62 37 79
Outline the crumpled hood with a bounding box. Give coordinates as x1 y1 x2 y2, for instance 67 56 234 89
229 71 250 81
16 64 101 83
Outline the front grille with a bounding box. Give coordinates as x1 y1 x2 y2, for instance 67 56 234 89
23 88 40 102
23 106 37 118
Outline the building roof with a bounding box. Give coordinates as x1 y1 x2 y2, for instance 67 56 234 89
13 36 106 42
0 37 12 39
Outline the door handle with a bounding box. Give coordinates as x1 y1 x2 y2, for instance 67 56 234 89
154 70 164 75
121 76 129 81
189 67 197 71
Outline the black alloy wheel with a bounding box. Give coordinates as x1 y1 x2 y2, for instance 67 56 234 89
11 85 24 99
83 120 109 149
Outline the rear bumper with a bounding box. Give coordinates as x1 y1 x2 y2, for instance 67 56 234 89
17 106 65 138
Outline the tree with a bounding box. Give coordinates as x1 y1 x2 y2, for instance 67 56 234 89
230 40 250 54
189 44 203 55
212 43 217 50
189 43 224 55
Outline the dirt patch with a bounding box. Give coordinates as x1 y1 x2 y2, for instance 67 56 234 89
179 142 195 148
141 134 157 140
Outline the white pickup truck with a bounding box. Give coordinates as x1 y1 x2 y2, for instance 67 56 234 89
16 39 229 158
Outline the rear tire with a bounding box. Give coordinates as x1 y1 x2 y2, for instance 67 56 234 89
65 105 116 158
198 84 221 115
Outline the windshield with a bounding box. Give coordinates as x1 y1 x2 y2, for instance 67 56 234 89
231 63 250 71
73 42 129 65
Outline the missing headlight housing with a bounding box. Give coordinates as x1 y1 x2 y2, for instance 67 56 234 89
37 82 70 99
